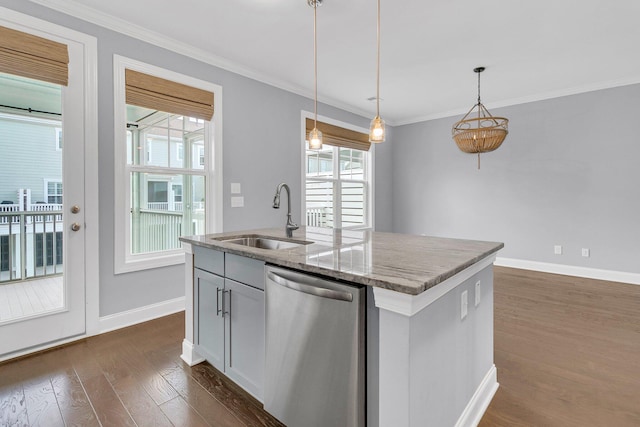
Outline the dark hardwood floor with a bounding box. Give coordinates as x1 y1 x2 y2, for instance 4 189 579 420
480 267 640 427
0 312 284 427
1 267 639 426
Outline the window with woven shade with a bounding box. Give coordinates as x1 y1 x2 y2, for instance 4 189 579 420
125 69 214 122
0 25 69 86
304 117 373 230
115 56 222 273
305 118 371 152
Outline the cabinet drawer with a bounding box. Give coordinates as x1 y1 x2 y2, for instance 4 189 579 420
225 253 265 290
194 246 224 276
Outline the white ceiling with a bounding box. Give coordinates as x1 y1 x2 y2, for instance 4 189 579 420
31 0 640 125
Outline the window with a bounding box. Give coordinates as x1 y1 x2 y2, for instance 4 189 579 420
45 180 63 204
114 56 222 273
55 127 62 150
0 235 9 272
303 116 373 229
176 142 184 162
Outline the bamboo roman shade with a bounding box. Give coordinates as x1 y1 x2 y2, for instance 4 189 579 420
0 25 69 86
305 118 371 152
125 69 214 121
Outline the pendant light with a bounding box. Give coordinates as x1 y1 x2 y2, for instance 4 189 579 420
369 0 385 143
452 67 508 169
308 0 323 150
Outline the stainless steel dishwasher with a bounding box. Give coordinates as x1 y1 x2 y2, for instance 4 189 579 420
264 265 365 427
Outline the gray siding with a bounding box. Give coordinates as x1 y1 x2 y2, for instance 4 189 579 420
0 117 62 203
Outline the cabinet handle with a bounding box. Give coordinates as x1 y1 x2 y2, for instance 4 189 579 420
216 288 222 316
223 289 231 317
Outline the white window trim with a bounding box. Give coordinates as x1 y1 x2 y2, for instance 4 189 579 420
300 111 375 230
43 179 63 204
114 55 223 274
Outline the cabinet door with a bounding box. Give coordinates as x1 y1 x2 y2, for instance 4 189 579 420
224 279 265 401
194 268 225 372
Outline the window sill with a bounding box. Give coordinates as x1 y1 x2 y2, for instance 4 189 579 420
114 250 184 275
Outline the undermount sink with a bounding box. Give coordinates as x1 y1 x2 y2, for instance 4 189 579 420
216 235 312 250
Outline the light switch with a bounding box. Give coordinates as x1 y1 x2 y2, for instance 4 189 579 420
231 183 241 194
231 196 244 208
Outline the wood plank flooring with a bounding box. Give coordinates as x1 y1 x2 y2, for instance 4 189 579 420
0 312 284 427
479 267 640 427
1 267 639 426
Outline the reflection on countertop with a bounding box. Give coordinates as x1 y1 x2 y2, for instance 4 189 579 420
180 227 503 295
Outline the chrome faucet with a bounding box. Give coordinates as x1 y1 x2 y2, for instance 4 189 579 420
273 183 299 238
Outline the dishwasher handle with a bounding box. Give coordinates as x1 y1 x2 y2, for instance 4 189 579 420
267 271 353 302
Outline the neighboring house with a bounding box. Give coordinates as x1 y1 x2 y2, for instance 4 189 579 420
0 112 63 280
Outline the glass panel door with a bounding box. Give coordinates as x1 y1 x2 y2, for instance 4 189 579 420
0 70 85 357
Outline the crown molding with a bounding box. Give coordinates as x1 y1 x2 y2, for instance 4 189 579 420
26 0 375 123
395 75 640 126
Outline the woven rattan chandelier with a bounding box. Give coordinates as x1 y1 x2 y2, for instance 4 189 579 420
452 67 508 169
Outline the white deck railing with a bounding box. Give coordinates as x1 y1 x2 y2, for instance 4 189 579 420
0 204 63 224
145 201 205 212
0 209 63 283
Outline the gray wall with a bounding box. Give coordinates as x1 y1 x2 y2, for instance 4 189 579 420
1 0 393 316
392 84 640 274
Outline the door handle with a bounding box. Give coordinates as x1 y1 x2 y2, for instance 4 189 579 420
216 288 222 316
71 222 81 232
267 272 353 302
71 205 80 214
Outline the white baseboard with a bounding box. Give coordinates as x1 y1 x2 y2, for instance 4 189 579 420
180 339 205 366
98 296 185 334
495 257 640 286
455 365 499 427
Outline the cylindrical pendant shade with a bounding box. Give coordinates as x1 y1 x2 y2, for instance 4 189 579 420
308 127 323 150
369 115 385 143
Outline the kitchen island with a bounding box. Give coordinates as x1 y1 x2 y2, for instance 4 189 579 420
180 227 503 427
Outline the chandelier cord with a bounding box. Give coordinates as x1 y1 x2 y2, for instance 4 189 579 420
376 0 380 117
477 70 481 105
313 2 318 128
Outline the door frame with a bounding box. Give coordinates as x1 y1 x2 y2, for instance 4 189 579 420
0 7 99 360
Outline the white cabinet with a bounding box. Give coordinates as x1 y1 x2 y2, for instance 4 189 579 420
193 247 265 401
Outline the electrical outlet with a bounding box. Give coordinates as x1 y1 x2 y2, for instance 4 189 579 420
554 245 562 255
582 248 590 257
461 290 468 320
231 196 244 208
230 183 241 194
475 281 481 307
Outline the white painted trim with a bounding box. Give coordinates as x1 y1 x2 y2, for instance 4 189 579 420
27 0 374 124
22 1 640 127
393 75 640 126
373 254 497 316
113 55 223 274
1 295 184 363
495 257 640 286
300 111 374 230
0 5 100 351
98 296 185 334
455 365 499 427
181 339 205 366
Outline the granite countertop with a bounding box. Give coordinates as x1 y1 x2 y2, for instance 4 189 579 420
180 227 503 295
